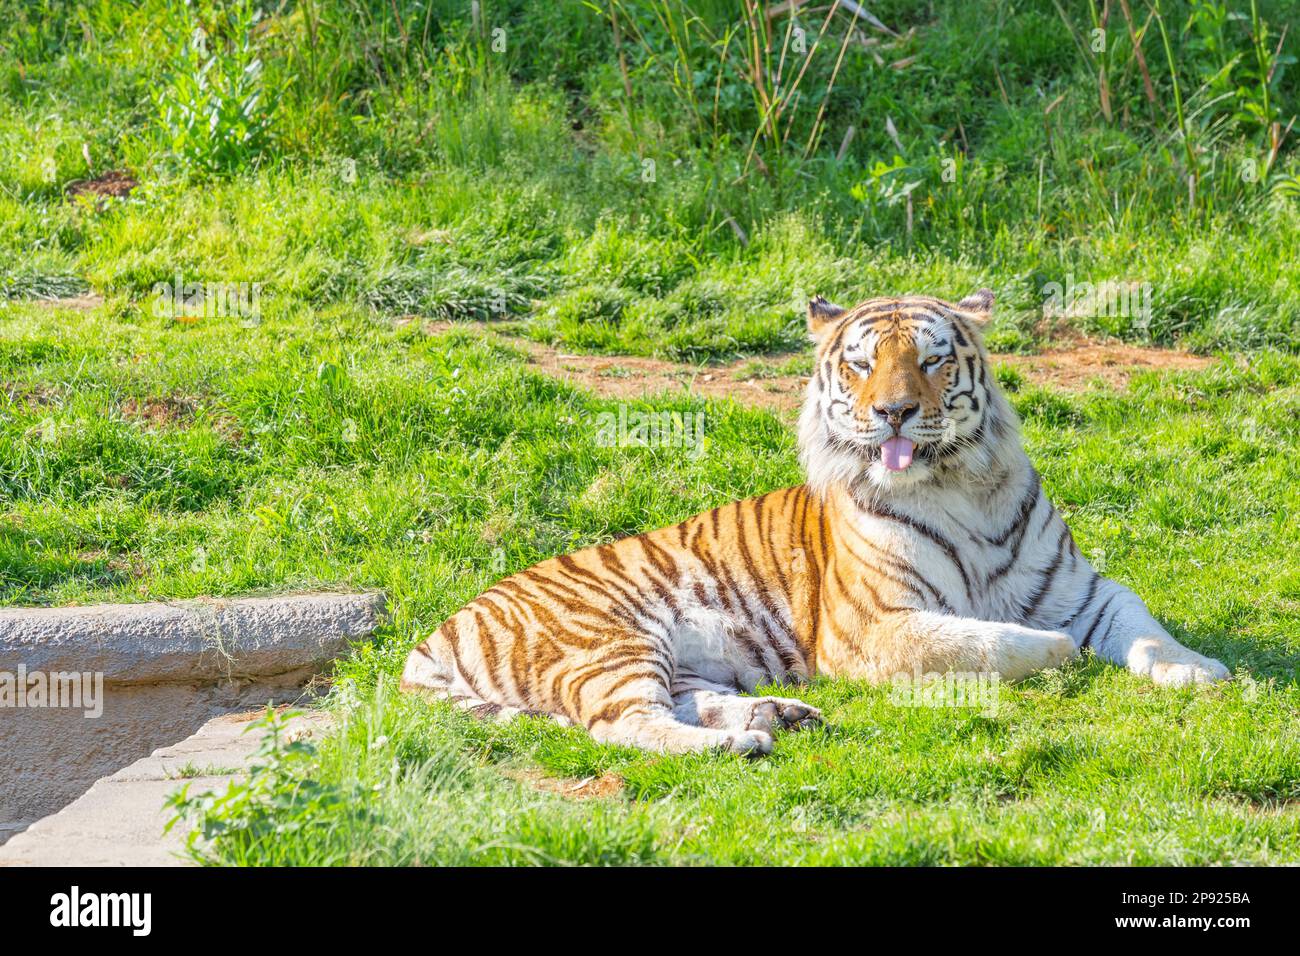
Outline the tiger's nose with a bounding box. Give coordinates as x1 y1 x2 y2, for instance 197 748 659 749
873 400 918 427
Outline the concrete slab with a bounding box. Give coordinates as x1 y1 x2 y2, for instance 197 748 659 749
0 591 387 683
0 591 383 835
0 710 332 866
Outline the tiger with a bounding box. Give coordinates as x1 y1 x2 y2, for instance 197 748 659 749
401 290 1230 754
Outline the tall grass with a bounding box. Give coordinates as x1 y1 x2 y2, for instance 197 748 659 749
0 1 1297 355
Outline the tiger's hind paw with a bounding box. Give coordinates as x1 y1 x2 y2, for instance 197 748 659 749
745 697 823 735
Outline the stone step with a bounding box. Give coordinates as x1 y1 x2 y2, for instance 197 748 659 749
1 591 383 836
0 710 332 866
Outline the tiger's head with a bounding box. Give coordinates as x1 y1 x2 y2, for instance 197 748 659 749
798 290 1019 496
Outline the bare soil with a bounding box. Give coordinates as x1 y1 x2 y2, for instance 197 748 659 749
120 396 198 429
65 170 137 202
29 294 104 311
998 342 1212 392
424 320 1213 413
506 768 626 800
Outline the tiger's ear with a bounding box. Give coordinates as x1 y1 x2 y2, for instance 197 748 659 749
955 288 995 324
807 295 847 339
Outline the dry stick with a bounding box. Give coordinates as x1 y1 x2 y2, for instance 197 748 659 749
773 2 798 92
780 88 804 148
780 0 896 37
1267 23 1288 85
1036 154 1047 224
1117 0 1157 105
724 215 750 245
1043 90 1066 152
389 0 409 47
841 0 897 37
837 124 856 161
1255 7 1292 177
742 1 837 177
744 0 778 148
1268 115 1295 178
767 0 806 16
804 1 863 158
884 114 904 152
611 6 639 158
713 27 737 139
1052 0 1098 69
993 66 1011 107
775 2 839 123
770 0 863 28
1096 0 1112 122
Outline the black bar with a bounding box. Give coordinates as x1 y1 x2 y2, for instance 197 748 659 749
0 866 1283 941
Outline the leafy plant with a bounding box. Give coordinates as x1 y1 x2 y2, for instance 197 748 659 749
153 0 283 175
850 155 923 240
165 707 351 864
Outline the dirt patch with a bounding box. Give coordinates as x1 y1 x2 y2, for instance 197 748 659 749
2 381 61 408
66 171 137 203
535 348 808 413
995 343 1212 392
506 768 625 800
120 396 198 429
422 320 1215 412
217 703 303 725
117 394 243 442
28 294 104 312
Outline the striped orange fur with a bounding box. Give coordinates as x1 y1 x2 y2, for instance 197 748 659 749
401 290 1228 754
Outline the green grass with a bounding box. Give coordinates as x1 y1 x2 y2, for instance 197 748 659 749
3 299 1298 864
167 671 1300 866
2 1 1300 359
3 0 1299 864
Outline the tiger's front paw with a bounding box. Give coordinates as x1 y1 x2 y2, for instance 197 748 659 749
724 730 774 756
1128 637 1230 687
1150 655 1230 687
745 697 823 734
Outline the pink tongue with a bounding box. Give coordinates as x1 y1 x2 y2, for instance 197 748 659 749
881 436 915 472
